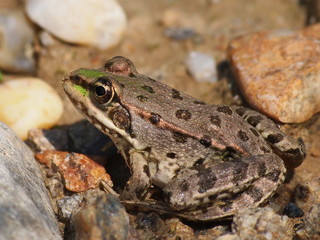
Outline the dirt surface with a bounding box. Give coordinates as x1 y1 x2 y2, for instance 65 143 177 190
1 0 320 238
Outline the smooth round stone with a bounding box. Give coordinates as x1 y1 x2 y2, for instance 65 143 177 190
0 78 63 139
25 0 127 50
185 51 217 83
0 8 36 73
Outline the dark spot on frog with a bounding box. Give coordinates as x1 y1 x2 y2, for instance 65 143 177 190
137 95 148 102
217 106 232 115
260 146 271 153
235 106 247 116
193 158 205 166
210 115 221 127
208 194 217 201
249 128 260 137
172 132 188 143
172 89 183 100
258 162 267 176
166 152 176 159
295 184 310 201
149 113 161 124
232 160 249 184
265 169 281 182
175 109 192 120
129 72 136 77
199 136 211 148
141 85 155 94
193 100 205 105
180 181 190 192
237 130 249 142
109 108 130 130
197 168 217 193
143 165 150 177
247 186 263 202
247 115 263 127
267 133 284 144
220 200 233 212
120 83 125 88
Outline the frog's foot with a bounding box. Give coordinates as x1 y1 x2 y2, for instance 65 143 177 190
164 154 286 221
232 106 306 168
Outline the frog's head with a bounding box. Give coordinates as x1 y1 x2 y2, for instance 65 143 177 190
62 57 143 149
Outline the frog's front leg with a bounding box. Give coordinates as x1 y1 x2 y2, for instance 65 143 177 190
120 150 151 201
232 106 306 168
164 154 286 220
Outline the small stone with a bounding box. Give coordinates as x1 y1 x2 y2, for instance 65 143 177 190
165 27 196 41
25 0 127 50
73 194 129 240
0 122 61 240
0 8 36 73
283 202 304 218
296 204 320 239
228 24 320 123
185 51 217 83
35 151 112 192
216 234 240 240
232 207 293 240
57 195 83 221
0 78 63 139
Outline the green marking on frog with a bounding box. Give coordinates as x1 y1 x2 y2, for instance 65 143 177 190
77 68 107 78
73 84 89 97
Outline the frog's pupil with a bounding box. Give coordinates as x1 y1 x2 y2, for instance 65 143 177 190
96 86 106 96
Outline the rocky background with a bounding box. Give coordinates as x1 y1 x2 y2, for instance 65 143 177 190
0 0 319 239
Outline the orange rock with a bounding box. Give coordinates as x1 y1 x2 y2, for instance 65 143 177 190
35 151 112 192
228 24 320 123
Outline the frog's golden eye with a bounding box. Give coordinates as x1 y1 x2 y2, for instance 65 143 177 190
92 77 114 105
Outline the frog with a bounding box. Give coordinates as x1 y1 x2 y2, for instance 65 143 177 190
62 56 306 221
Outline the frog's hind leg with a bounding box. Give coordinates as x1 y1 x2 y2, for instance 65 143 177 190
232 106 306 168
164 154 286 221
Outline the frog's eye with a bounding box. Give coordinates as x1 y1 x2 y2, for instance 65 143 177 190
92 77 114 105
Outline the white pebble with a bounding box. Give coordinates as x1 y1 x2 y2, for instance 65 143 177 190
185 51 217 83
25 0 127 50
0 78 63 139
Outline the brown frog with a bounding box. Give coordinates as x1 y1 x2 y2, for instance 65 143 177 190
62 56 306 221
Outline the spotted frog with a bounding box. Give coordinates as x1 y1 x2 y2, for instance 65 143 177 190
62 56 305 221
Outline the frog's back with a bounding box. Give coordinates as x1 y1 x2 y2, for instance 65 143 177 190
117 73 270 157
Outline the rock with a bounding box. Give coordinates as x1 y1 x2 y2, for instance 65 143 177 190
35 151 112 193
165 28 197 41
0 78 63 139
232 207 293 240
0 122 61 240
25 0 127 50
72 194 129 240
216 234 240 240
295 204 320 239
0 8 36 73
228 24 320 123
185 51 217 82
57 195 83 222
283 202 304 218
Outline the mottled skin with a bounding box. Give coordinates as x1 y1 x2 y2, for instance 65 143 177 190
62 56 306 221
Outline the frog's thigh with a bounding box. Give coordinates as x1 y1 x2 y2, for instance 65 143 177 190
232 106 306 168
120 151 151 201
164 154 286 218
